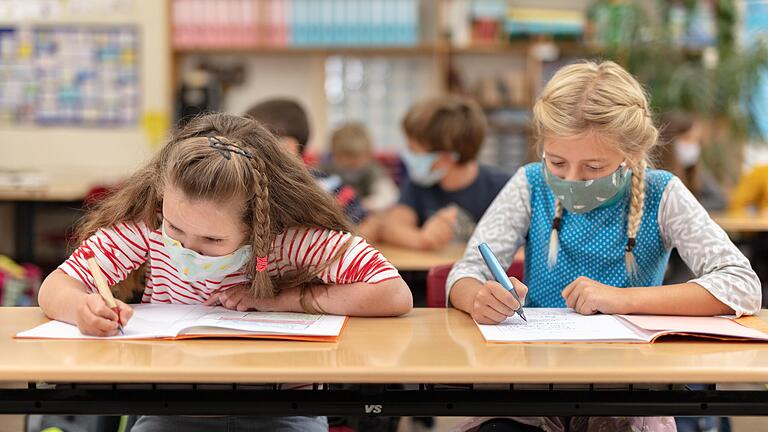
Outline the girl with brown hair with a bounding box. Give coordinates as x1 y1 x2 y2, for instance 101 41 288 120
37 112 412 431
656 110 726 211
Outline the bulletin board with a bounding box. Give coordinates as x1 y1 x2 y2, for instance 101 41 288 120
0 25 139 127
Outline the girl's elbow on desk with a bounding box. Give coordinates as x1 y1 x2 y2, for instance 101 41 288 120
368 277 413 316
38 270 87 313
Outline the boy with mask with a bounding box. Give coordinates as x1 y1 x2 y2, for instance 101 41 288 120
382 96 510 250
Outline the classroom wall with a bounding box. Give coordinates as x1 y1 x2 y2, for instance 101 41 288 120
0 0 171 179
179 54 441 153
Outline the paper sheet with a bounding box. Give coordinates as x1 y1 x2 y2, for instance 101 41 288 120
476 308 647 343
16 304 346 340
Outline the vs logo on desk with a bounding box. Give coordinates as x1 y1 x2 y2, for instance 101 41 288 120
364 404 383 414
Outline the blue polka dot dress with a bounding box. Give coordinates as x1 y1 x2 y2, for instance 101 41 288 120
524 162 673 307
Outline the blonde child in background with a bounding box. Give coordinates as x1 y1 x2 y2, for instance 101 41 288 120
321 122 399 213
37 113 412 432
245 98 383 241
383 95 511 251
447 61 760 432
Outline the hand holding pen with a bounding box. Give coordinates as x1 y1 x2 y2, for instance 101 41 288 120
472 243 528 324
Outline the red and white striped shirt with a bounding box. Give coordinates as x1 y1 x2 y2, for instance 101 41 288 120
60 222 400 305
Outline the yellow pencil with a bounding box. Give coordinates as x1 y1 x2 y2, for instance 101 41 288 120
82 248 124 335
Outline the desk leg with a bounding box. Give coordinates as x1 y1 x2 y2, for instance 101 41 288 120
13 201 36 264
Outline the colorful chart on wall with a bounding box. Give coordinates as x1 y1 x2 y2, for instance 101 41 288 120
0 26 139 127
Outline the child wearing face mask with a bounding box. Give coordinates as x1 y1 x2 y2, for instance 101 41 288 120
382 95 511 250
321 122 399 213
447 60 760 432
657 111 726 211
37 113 412 432
656 111 729 301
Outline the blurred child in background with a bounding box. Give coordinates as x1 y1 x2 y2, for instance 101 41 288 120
246 99 381 241
382 95 510 251
321 122 399 213
727 143 768 308
656 111 728 287
657 111 726 211
729 163 768 215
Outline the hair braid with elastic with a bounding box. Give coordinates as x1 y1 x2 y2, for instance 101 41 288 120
625 159 647 277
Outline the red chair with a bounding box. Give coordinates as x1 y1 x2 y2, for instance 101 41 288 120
426 260 524 308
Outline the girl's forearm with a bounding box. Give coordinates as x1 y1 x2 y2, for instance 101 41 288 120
38 269 91 325
622 283 734 315
302 278 413 316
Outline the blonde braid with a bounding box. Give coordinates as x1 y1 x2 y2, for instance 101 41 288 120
248 153 277 299
625 159 647 278
548 199 563 268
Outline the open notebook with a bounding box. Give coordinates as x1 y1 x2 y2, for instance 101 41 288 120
476 308 768 343
16 304 347 342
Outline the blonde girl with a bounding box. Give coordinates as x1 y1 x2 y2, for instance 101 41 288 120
447 60 760 432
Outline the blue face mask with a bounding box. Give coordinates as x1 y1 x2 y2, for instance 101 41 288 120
161 225 252 282
401 149 456 187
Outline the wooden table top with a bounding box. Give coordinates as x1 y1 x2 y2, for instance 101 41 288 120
375 243 467 271
711 212 768 233
2 307 768 385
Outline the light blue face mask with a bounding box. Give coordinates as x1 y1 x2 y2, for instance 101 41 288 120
542 159 631 214
161 225 252 282
401 149 457 187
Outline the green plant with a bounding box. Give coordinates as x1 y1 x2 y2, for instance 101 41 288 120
591 0 768 181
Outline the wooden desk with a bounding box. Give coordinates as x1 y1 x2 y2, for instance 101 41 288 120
0 182 92 202
375 243 467 271
711 212 768 233
2 307 768 416
4 307 768 384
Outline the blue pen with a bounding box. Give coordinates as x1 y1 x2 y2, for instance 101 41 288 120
478 243 527 322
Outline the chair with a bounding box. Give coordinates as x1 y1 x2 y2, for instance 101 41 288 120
426 260 524 308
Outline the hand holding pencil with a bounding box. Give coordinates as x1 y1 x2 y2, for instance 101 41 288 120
79 247 133 336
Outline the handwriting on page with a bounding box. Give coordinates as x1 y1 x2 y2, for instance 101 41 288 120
479 308 642 342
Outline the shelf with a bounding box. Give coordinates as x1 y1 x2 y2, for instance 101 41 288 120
446 40 585 55
173 40 590 57
172 44 442 56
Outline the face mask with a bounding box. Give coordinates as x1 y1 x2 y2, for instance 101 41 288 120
161 225 252 281
674 140 701 168
401 149 456 187
543 160 631 214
